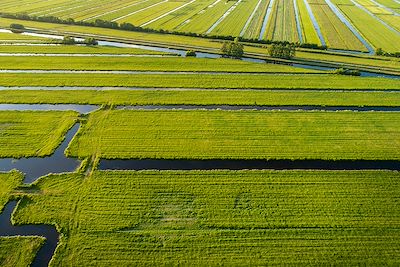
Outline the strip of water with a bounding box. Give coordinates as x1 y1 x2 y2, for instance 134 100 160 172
0 201 59 267
99 159 400 171
258 0 276 40
323 0 374 54
302 0 326 45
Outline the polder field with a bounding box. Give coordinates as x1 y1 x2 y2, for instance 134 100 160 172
0 22 400 267
0 0 400 52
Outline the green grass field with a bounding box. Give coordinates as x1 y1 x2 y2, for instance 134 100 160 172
0 56 321 73
0 32 53 43
1 89 400 107
0 171 23 211
0 236 45 267
0 111 78 158
12 170 400 265
1 0 399 50
0 45 172 55
0 73 399 89
68 110 400 160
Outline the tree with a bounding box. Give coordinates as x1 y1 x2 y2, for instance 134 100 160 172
84 37 98 46
61 36 76 45
375 48 384 56
267 44 296 59
185 50 196 57
9 23 25 33
220 37 244 58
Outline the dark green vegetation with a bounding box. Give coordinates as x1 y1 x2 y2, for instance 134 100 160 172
0 236 45 267
13 170 400 265
1 89 400 107
68 110 400 160
0 111 78 158
0 171 23 210
1 73 399 89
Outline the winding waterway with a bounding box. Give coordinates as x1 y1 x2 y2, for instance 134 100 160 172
0 201 58 267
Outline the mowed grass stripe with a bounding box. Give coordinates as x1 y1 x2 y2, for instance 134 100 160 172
68 110 400 160
2 89 400 106
0 73 398 89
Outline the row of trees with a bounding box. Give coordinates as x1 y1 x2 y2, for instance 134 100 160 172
61 36 98 45
376 48 400 58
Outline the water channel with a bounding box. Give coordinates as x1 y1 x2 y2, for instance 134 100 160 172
0 201 58 267
1 28 399 78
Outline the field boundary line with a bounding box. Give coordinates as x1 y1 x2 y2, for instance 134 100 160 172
141 0 197 27
111 0 168 22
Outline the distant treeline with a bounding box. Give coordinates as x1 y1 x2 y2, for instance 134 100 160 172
376 48 400 58
0 12 328 50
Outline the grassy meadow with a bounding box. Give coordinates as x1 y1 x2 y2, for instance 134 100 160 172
0 73 399 89
68 110 400 160
12 170 400 265
1 89 400 106
0 111 78 158
0 236 45 267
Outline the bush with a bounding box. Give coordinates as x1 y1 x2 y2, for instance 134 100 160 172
84 37 98 46
333 68 361 76
221 37 244 59
61 36 76 45
185 50 196 57
9 23 24 33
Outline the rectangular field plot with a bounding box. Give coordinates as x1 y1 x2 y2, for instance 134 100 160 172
0 45 170 55
68 110 400 160
0 32 52 44
1 73 398 89
141 0 215 30
116 0 188 27
265 0 300 42
2 89 400 107
178 0 236 33
0 57 321 72
0 111 78 158
13 170 400 265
